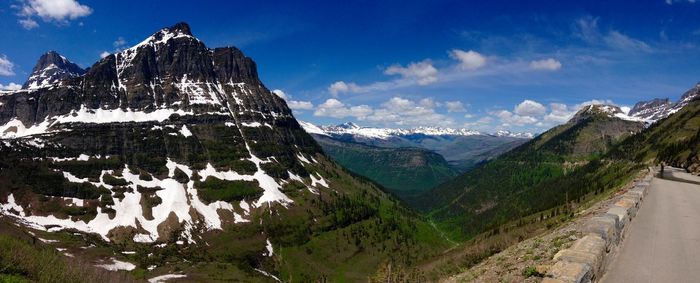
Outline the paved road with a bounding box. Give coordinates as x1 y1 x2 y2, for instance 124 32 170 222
601 167 700 283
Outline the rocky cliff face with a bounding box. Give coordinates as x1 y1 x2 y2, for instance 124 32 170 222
0 22 325 245
628 83 700 123
22 51 85 90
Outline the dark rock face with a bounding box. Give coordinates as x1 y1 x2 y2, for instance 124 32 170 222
0 22 322 220
628 83 700 123
628 98 672 122
22 51 86 89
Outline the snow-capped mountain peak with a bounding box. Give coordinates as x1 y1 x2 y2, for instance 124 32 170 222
626 82 700 124
300 121 532 139
22 51 85 90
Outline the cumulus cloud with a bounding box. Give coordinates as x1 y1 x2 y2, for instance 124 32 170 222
272 89 287 100
0 82 22 91
514 100 547 117
384 60 438 85
449 49 487 70
365 97 452 126
445 101 467 112
16 0 93 29
271 89 313 112
328 81 361 96
113 37 127 49
18 18 39 29
492 110 538 126
288 100 314 111
314 97 454 127
0 55 16 76
314 99 373 119
99 51 111 59
543 103 573 124
529 58 562 71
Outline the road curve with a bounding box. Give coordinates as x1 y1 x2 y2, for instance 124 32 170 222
601 167 700 283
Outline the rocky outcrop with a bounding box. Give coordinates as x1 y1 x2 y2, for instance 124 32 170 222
0 22 323 244
628 98 672 121
22 51 85 89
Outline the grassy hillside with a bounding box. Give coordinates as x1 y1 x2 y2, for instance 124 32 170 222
0 218 135 283
421 107 645 240
612 99 700 170
314 135 458 200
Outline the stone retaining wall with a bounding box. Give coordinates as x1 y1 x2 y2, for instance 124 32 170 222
543 168 654 283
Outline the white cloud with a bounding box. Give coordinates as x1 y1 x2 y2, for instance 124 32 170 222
314 99 373 119
113 37 127 49
574 16 652 52
529 58 562 71
272 89 287 100
328 81 360 96
450 49 487 70
492 110 538 126
18 18 39 29
99 51 111 59
514 100 547 117
0 82 22 91
0 55 15 76
288 100 314 111
445 101 467 112
384 60 438 85
543 103 573 124
366 97 452 126
666 0 696 4
603 31 652 52
15 0 92 29
314 97 454 127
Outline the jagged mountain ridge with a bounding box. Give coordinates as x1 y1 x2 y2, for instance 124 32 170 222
628 82 700 122
302 121 533 139
0 21 319 243
0 23 447 281
22 51 86 90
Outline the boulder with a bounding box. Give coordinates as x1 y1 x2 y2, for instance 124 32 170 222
614 198 638 218
605 207 630 230
581 216 618 248
547 261 593 283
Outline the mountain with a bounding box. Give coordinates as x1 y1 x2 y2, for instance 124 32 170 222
300 121 530 172
420 104 646 239
628 82 700 123
22 51 86 90
311 134 458 201
299 121 529 201
0 23 448 281
612 84 700 173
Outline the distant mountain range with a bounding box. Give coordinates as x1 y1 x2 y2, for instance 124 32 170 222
301 121 534 139
300 121 531 199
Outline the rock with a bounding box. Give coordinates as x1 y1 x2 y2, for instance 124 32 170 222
582 216 618 248
547 261 593 283
22 51 86 89
630 185 647 197
625 190 644 202
536 264 551 274
614 198 638 218
605 207 630 230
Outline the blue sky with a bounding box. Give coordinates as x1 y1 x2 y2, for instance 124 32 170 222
1 0 700 133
